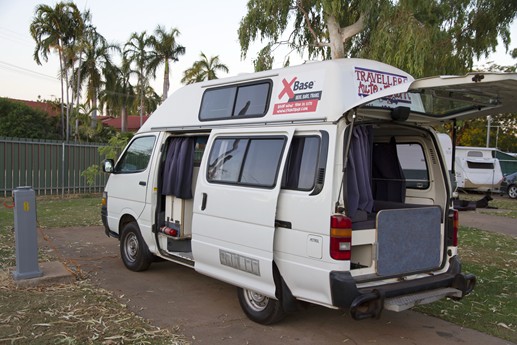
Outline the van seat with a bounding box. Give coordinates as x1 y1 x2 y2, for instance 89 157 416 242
351 201 443 230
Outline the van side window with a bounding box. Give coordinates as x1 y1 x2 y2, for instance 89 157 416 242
396 143 430 189
282 136 320 191
207 137 285 188
115 136 156 173
199 81 271 120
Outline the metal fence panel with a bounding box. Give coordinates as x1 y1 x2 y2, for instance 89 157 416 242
1 137 108 197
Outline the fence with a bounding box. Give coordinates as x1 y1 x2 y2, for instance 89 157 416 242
1 137 107 197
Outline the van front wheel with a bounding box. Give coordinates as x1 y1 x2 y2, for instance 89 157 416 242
120 222 153 272
237 287 285 324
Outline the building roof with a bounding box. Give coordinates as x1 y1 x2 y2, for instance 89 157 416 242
7 98 60 117
99 115 150 132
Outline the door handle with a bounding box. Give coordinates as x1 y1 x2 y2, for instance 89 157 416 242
201 193 207 210
139 181 146 186
275 220 292 229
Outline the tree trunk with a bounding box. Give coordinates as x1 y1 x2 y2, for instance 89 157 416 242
58 47 65 139
162 60 169 101
327 15 346 59
74 51 83 141
65 68 71 142
326 14 365 59
139 75 144 128
121 105 127 133
91 90 98 129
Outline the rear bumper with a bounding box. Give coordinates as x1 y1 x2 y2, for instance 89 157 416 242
329 256 476 320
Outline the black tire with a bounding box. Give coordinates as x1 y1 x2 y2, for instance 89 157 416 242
237 287 286 325
120 222 153 272
507 184 517 199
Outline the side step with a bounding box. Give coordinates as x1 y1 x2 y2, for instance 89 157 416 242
384 288 462 312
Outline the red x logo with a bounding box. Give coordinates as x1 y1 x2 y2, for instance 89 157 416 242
278 77 297 100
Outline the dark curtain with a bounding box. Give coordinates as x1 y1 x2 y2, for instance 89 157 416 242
162 137 196 199
372 137 406 203
346 126 374 219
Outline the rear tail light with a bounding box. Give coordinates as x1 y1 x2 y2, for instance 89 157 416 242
330 215 352 260
452 209 459 246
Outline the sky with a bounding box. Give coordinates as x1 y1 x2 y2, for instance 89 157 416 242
1 0 516 103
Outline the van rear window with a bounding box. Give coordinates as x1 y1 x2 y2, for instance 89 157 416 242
396 143 430 189
199 81 271 120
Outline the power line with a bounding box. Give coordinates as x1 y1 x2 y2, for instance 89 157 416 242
0 60 58 81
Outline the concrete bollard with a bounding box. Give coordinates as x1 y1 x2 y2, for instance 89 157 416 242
12 186 42 280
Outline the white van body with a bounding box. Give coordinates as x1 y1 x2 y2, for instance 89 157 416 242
102 59 517 323
454 146 504 191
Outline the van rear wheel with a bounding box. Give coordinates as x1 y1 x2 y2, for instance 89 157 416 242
237 287 285 324
120 222 153 272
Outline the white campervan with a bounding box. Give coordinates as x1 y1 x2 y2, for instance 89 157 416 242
101 58 517 323
454 146 504 191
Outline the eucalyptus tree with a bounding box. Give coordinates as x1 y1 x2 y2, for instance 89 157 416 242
30 1 84 139
124 31 154 126
181 52 229 84
148 25 186 101
239 0 517 77
74 29 118 128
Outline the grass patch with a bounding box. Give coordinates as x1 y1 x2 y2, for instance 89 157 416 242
1 194 103 231
416 227 517 342
0 194 189 344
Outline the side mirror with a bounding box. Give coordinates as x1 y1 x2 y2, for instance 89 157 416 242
102 159 115 173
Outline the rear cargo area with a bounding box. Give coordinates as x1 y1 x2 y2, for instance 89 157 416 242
344 123 448 276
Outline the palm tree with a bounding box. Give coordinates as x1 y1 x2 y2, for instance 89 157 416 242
74 29 118 128
148 25 185 101
99 58 135 132
124 31 153 127
181 52 229 84
30 2 84 139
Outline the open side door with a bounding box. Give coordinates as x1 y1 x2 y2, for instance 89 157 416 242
192 127 294 297
353 72 517 123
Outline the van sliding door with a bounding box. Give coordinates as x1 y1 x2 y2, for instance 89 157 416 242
192 128 294 297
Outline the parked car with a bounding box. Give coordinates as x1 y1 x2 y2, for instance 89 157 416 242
501 172 517 199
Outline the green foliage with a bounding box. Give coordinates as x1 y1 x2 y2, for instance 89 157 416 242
81 164 100 186
99 132 133 159
148 25 186 100
0 98 60 139
253 44 275 72
181 52 229 84
81 132 132 186
437 114 517 152
239 0 517 77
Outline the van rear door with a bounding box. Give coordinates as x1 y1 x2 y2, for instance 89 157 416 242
351 72 517 121
192 128 294 297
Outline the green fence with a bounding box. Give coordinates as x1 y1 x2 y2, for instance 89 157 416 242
494 151 517 176
1 137 107 197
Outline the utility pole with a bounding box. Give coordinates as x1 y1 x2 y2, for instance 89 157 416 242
486 116 491 148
